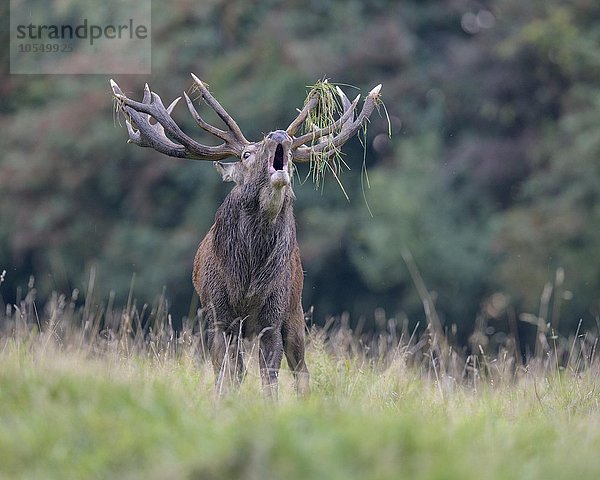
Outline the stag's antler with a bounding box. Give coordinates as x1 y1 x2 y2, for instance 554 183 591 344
288 84 383 162
110 74 249 161
111 74 382 164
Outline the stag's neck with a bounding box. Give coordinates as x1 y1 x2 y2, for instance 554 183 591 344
213 184 296 308
260 184 293 222
213 182 296 259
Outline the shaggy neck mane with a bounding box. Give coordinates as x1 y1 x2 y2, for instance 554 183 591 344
212 182 296 310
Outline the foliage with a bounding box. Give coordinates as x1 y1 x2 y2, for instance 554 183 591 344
493 2 600 321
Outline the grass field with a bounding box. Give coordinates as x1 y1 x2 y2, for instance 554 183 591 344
1 289 600 479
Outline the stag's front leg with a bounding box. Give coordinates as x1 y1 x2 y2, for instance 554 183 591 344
202 284 246 395
208 325 244 396
283 316 310 396
258 326 284 400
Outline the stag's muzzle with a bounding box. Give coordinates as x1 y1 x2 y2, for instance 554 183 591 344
266 130 292 187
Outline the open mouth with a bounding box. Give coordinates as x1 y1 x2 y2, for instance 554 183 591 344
273 144 285 171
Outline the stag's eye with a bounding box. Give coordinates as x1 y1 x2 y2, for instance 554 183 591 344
242 151 252 160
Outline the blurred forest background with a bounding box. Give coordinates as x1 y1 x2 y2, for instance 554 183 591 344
1 0 599 346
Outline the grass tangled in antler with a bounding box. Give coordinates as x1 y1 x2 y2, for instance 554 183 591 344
302 80 354 199
301 79 389 201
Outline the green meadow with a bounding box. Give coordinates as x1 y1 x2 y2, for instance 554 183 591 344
1 293 599 480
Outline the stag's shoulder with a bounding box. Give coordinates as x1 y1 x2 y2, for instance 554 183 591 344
192 226 216 288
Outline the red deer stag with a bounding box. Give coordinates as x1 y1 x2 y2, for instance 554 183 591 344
110 75 382 397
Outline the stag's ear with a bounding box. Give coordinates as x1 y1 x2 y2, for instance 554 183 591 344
214 161 244 184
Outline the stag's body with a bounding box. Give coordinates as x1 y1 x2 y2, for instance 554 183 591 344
110 74 381 397
192 138 308 394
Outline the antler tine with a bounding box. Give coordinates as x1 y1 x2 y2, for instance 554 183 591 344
183 91 230 142
189 73 249 146
286 94 319 136
336 86 357 136
291 93 361 149
112 79 181 153
292 84 382 163
122 102 185 156
142 83 151 103
110 79 245 161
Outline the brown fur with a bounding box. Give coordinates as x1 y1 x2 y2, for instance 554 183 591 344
192 131 309 397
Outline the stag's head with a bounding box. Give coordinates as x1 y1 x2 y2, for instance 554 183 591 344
214 129 294 192
110 74 382 196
